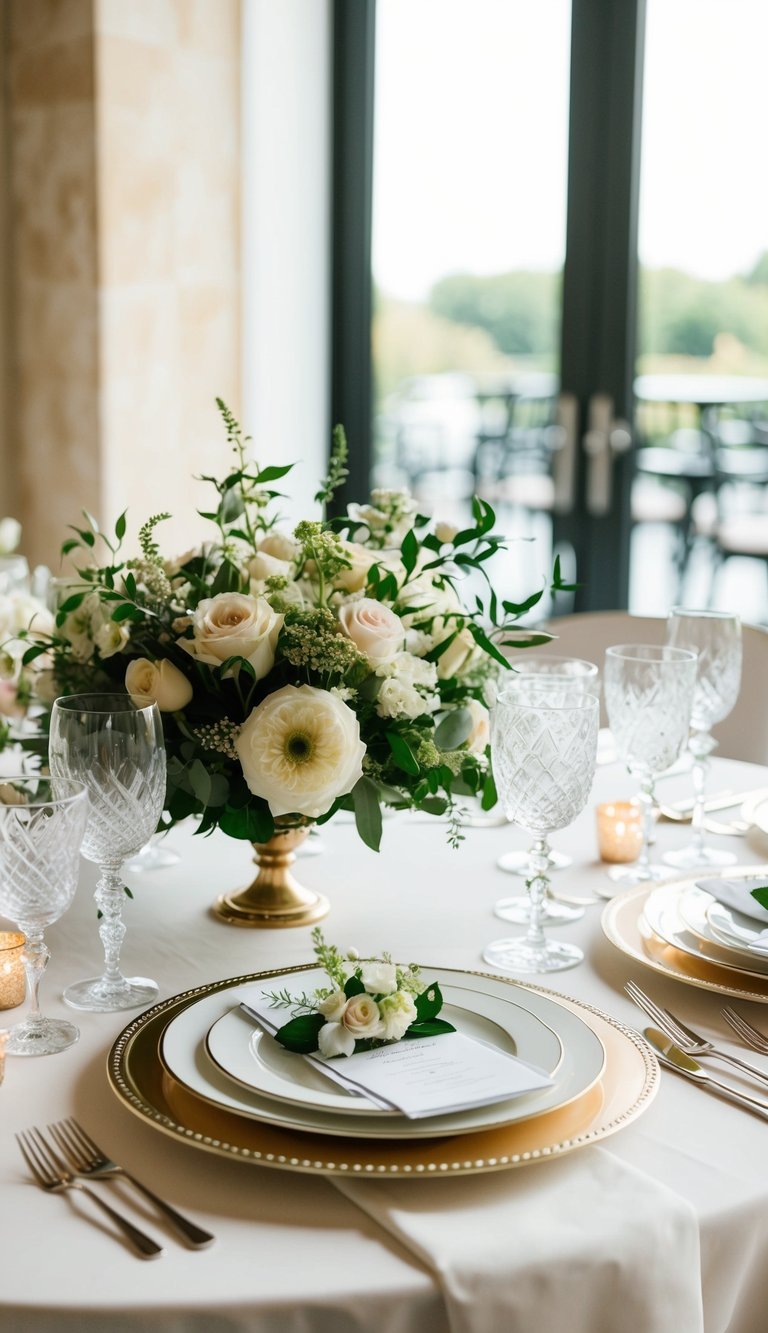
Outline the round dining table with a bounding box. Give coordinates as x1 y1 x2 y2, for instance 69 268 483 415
2 754 768 1333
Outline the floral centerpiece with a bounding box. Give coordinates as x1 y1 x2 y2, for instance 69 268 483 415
6 402 567 923
263 929 454 1058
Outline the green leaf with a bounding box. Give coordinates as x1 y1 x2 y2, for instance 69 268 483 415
273 1012 325 1054
434 707 473 751
467 623 510 669
501 587 546 616
188 759 212 807
114 510 127 541
21 643 49 666
211 559 242 596
60 538 80 556
400 527 419 576
417 796 448 816
414 981 444 1022
344 974 365 998
751 885 768 910
111 603 143 623
57 591 87 616
481 770 497 811
351 775 383 852
403 1019 456 1039
218 801 275 842
386 732 420 776
254 464 294 484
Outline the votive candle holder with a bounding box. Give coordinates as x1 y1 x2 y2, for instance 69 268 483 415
596 801 643 864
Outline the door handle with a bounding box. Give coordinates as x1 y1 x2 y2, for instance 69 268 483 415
583 393 632 515
552 391 579 513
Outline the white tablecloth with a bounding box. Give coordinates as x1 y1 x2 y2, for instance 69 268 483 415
2 757 768 1332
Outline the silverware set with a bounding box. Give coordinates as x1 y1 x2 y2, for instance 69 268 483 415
625 980 768 1119
16 1118 214 1257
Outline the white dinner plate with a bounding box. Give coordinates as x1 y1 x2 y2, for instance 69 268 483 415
642 885 768 981
675 886 768 973
159 969 605 1140
206 977 564 1116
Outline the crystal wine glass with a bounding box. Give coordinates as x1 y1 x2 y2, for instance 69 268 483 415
664 609 742 869
603 645 698 885
482 688 599 974
49 693 166 1011
0 777 88 1055
495 657 599 925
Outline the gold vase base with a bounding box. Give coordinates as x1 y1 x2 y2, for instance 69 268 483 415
211 824 330 929
212 888 330 930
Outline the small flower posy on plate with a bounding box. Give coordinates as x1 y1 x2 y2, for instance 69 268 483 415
262 928 456 1058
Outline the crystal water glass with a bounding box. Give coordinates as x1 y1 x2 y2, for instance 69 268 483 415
495 658 599 925
664 609 742 870
0 777 88 1055
603 645 698 884
49 694 166 1012
482 689 599 974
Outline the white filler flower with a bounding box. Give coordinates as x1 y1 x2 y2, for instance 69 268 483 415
236 683 366 818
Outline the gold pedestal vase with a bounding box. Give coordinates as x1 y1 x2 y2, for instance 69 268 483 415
213 823 329 928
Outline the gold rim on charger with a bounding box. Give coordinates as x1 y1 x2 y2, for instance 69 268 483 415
108 965 658 1178
601 866 768 1003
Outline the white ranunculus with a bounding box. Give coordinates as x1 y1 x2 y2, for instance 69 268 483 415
317 989 348 1022
259 531 299 562
342 992 383 1039
437 626 479 680
375 676 437 721
333 540 376 593
378 989 418 1041
95 620 131 660
338 598 403 666
0 517 22 555
360 960 397 995
318 1021 356 1058
465 698 491 753
235 684 366 819
376 651 437 689
182 593 282 680
125 657 194 712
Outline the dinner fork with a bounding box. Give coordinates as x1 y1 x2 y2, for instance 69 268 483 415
624 981 768 1087
722 1006 768 1055
49 1118 215 1249
16 1128 163 1259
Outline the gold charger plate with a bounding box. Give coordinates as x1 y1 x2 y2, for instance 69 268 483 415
108 965 658 1178
601 867 768 1003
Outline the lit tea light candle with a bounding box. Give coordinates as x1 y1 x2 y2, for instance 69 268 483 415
596 801 643 864
0 931 26 1010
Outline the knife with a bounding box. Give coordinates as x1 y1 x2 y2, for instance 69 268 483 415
644 1028 768 1120
656 789 764 821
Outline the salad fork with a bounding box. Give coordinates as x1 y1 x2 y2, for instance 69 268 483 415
722 1006 768 1055
49 1118 215 1249
624 981 768 1087
16 1128 163 1258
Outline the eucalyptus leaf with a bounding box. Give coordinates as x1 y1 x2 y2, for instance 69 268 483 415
434 707 473 751
351 775 383 852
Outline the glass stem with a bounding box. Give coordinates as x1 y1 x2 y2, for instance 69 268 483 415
21 926 48 1029
637 776 656 876
689 732 712 860
95 864 128 986
526 838 550 945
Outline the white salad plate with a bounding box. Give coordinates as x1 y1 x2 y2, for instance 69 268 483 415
159 969 605 1141
642 885 768 981
706 901 768 956
674 886 768 972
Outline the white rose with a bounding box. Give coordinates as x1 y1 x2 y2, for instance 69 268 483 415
434 520 459 544
318 1021 356 1058
259 531 299 562
334 541 376 592
236 683 366 819
317 989 348 1022
338 598 403 666
248 550 293 583
378 990 418 1041
182 593 282 680
95 620 131 659
437 626 479 680
125 657 194 711
465 698 491 753
360 960 397 995
342 992 383 1039
0 518 22 555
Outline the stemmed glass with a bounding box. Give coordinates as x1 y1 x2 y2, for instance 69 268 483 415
482 688 599 974
663 610 742 869
0 777 88 1055
494 657 599 925
603 645 698 885
49 694 166 1012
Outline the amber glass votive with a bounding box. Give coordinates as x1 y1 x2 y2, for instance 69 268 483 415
596 801 643 864
0 932 26 1009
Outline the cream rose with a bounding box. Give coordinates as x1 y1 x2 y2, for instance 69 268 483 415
360 960 397 994
126 657 194 712
259 531 299 562
182 592 282 680
464 698 491 753
318 1021 356 1058
248 550 293 584
437 626 479 680
333 541 376 593
342 992 383 1039
317 989 349 1022
235 684 366 819
338 598 403 666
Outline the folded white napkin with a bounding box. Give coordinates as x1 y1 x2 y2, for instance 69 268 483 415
698 878 768 954
335 1148 703 1333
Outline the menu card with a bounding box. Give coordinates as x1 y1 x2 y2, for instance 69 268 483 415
239 990 553 1120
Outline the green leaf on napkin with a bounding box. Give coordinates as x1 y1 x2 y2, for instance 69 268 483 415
415 981 444 1022
273 1012 325 1053
403 1019 457 1039
751 885 768 910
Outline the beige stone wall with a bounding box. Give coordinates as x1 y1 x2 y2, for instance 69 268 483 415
2 0 241 570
